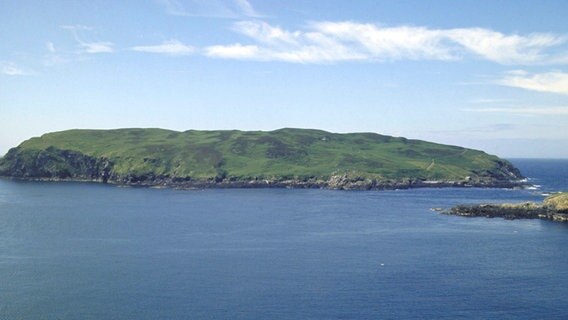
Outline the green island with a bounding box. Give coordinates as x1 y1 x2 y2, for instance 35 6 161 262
0 128 525 190
445 192 568 222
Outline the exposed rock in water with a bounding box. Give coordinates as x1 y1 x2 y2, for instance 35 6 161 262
444 192 568 223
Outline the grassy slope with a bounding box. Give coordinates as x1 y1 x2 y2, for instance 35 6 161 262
544 192 568 212
3 128 513 181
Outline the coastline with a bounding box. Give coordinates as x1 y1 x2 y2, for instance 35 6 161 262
0 175 528 191
444 192 568 222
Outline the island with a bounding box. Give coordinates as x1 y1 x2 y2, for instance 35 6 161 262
0 128 525 190
445 192 568 222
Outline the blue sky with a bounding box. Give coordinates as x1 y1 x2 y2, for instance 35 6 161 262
1 0 567 158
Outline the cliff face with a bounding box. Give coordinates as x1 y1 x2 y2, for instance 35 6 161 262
0 128 525 190
0 147 113 182
478 159 523 182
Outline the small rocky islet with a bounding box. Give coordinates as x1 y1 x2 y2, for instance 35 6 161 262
444 192 568 223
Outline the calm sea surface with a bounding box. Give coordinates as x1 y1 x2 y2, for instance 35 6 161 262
1 159 567 319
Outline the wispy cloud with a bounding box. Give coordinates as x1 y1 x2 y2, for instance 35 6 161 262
464 106 568 116
60 25 114 54
79 42 114 54
446 28 564 64
234 0 260 17
310 22 456 61
131 39 195 55
60 24 93 31
498 70 568 95
206 21 369 63
206 43 263 59
43 41 74 66
470 98 515 104
156 0 261 18
0 61 34 76
46 42 56 53
205 20 568 64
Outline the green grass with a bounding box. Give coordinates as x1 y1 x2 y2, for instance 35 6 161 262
544 192 568 212
0 128 522 181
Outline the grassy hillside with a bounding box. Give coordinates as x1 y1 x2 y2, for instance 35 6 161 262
544 192 568 213
0 128 523 187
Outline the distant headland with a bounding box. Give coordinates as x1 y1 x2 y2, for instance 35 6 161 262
0 128 526 190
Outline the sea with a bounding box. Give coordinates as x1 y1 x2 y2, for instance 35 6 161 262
1 159 567 319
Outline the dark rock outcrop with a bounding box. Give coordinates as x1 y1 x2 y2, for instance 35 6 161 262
444 193 568 222
0 147 112 182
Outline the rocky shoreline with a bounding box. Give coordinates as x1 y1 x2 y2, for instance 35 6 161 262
2 174 527 191
444 193 568 222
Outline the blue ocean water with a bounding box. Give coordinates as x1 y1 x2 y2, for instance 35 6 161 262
510 159 568 194
0 159 567 319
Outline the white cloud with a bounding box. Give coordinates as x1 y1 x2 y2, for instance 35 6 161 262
234 0 261 18
1 64 26 76
205 41 366 63
61 25 114 54
464 106 568 115
0 62 34 76
234 21 300 46
46 42 56 53
206 43 262 59
80 42 114 54
60 25 93 31
446 28 564 64
132 39 195 55
471 98 514 104
312 22 455 61
43 41 73 66
498 70 568 95
206 21 371 63
156 0 261 18
205 20 568 64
